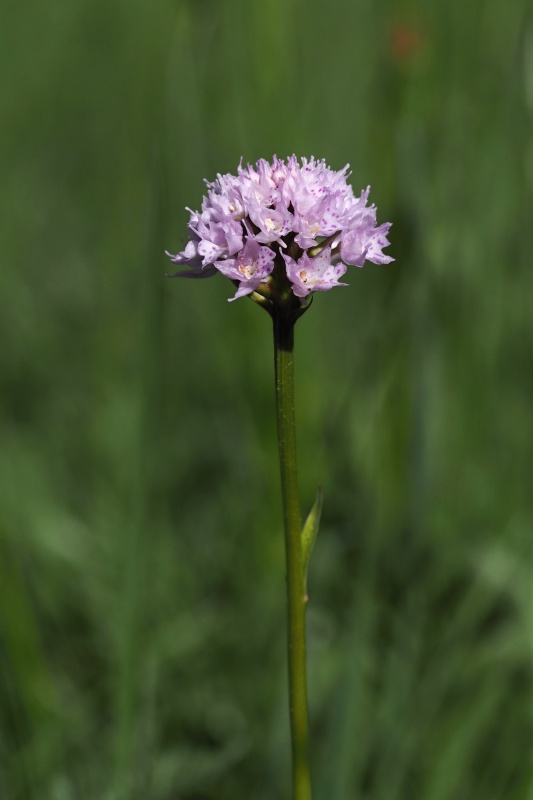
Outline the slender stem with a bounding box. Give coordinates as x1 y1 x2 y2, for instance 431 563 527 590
273 310 312 800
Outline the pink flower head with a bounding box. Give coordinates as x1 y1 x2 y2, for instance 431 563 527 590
166 155 392 301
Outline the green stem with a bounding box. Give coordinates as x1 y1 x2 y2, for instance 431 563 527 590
273 310 312 800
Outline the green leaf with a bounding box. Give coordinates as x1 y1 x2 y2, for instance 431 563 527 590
301 487 323 595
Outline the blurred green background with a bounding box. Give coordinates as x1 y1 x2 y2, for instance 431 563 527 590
1 0 533 798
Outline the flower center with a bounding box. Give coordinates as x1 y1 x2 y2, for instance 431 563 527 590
229 202 245 220
238 261 256 279
265 217 280 232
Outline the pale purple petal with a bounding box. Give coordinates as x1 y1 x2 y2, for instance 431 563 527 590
341 220 394 267
365 222 394 264
340 230 368 267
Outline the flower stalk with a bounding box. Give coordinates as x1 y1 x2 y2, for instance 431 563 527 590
166 154 393 800
273 308 312 800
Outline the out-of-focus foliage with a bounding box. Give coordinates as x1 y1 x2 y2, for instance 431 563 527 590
1 0 532 798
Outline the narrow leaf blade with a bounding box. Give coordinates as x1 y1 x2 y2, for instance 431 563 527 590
301 487 323 592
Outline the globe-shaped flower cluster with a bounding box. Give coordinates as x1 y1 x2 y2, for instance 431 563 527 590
167 155 393 302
